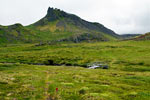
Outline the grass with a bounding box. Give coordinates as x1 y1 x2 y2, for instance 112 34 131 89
0 40 150 99
0 63 149 100
0 40 150 70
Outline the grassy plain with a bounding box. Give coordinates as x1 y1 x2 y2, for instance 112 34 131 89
0 40 150 100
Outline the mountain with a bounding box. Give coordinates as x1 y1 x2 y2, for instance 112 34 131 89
131 32 150 40
0 7 119 44
0 24 37 44
120 34 141 39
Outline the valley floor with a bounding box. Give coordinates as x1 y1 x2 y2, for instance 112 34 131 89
0 40 150 100
0 64 150 100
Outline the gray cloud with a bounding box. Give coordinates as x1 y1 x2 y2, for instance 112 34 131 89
0 0 150 34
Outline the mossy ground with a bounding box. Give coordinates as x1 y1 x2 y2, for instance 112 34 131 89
0 40 150 100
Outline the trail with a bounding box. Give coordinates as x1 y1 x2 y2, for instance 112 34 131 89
44 71 51 100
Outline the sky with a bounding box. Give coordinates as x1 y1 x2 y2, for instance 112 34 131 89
0 0 150 34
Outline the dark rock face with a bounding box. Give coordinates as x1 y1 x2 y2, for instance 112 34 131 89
46 7 60 21
56 20 66 29
46 7 69 21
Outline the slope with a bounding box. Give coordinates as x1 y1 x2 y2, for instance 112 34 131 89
132 32 150 41
0 24 39 44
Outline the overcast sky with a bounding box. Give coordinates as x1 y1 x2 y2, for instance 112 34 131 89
0 0 150 34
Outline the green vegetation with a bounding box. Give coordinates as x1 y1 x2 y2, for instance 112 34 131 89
0 41 150 69
132 32 150 41
0 40 150 99
0 24 38 44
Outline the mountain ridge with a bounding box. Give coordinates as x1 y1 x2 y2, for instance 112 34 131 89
0 7 119 44
131 32 150 40
34 7 118 37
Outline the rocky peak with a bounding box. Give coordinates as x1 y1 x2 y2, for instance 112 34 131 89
46 7 67 21
47 7 55 16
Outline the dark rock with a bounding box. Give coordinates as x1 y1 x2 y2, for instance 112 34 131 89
65 63 72 66
102 65 109 69
48 60 54 65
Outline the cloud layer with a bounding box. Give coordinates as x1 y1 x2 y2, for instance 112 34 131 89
0 0 150 34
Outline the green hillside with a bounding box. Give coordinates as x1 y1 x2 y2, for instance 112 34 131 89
132 32 150 40
120 34 141 39
0 24 37 44
0 7 119 44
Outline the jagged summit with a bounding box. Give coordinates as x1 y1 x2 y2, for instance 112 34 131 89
45 7 81 22
34 7 71 25
46 7 65 21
